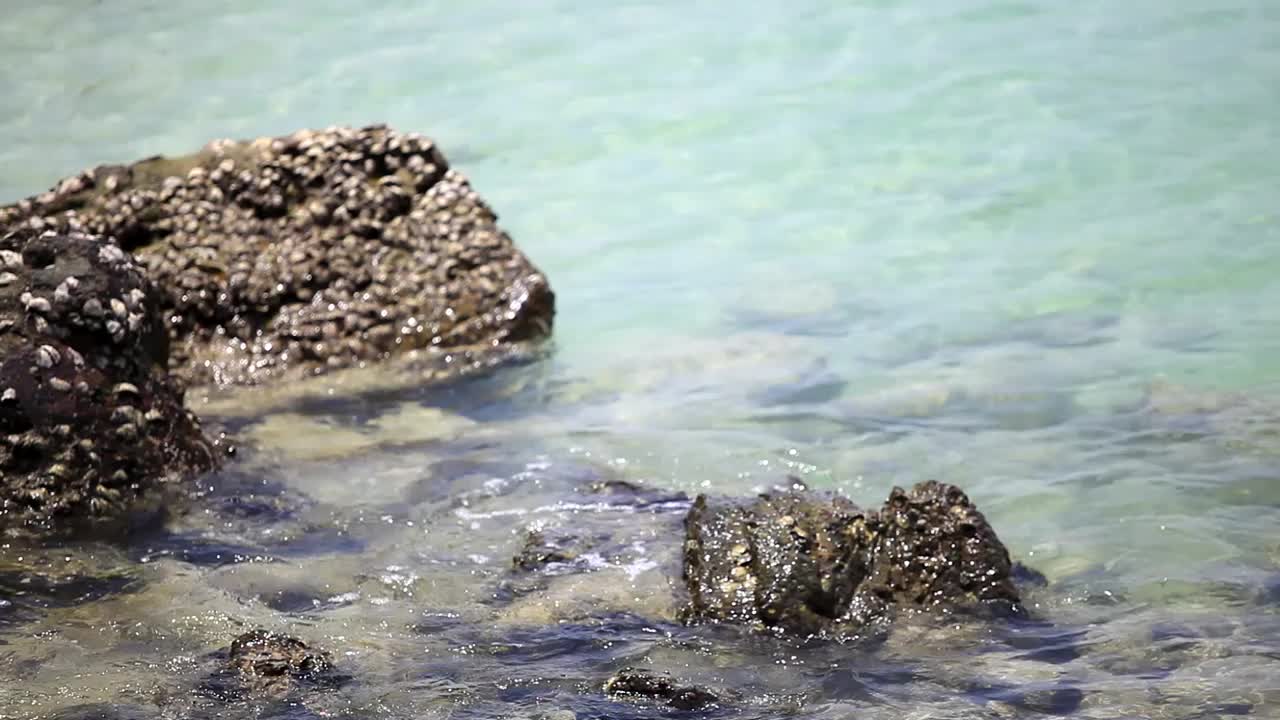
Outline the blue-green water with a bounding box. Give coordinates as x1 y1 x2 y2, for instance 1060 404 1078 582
2 1 1280 718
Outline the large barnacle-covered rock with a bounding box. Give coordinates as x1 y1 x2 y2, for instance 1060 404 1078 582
0 125 555 388
0 230 218 536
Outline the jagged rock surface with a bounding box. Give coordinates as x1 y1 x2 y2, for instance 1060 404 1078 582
227 629 335 691
0 125 555 388
0 230 217 536
682 480 1023 636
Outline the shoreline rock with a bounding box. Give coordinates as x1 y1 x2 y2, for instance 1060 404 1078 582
1 124 555 389
681 480 1024 637
0 230 218 537
227 629 336 692
0 125 556 537
604 667 720 711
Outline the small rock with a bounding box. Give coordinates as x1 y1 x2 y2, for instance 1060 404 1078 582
605 668 719 711
227 629 334 692
512 530 581 572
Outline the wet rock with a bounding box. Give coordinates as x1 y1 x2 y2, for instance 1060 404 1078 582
604 667 720 711
0 124 556 389
513 529 582 572
194 629 347 713
682 485 874 636
861 481 1021 613
681 481 1024 636
0 230 218 537
580 477 690 510
226 629 335 693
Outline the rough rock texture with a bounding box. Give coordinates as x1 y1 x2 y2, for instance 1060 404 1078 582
227 629 334 693
512 529 582 572
682 480 1023 636
0 230 218 536
861 481 1021 611
604 668 720 711
683 486 873 636
0 125 555 388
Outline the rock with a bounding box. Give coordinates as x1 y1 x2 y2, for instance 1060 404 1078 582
0 230 218 537
681 480 1023 636
512 529 582 572
682 484 873 636
579 477 690 509
604 668 720 711
194 629 344 708
227 629 335 693
0 125 555 389
861 481 1021 613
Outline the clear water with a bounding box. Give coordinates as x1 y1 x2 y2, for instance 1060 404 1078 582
3 1 1280 718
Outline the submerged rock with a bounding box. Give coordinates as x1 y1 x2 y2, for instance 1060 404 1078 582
513 529 583 572
193 628 346 713
227 629 335 693
682 480 1023 636
0 230 218 536
1129 378 1280 453
0 124 555 389
605 667 720 711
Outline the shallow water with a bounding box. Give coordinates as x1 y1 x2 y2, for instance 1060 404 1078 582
3 0 1280 718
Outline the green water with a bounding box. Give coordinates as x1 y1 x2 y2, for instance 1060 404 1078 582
3 1 1280 718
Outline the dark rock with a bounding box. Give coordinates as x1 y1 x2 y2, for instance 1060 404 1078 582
0 125 555 389
604 667 719 711
682 487 874 636
580 477 690 509
1011 561 1050 588
860 481 1021 613
195 629 346 710
513 529 581 572
681 481 1024 636
227 629 335 692
0 230 218 537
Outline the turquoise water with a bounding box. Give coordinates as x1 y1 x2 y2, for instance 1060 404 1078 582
3 1 1280 718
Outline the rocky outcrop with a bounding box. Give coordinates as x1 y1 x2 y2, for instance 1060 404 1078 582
604 668 720 711
227 629 335 693
0 125 555 388
195 629 343 706
861 481 1021 612
681 480 1023 637
0 230 218 537
512 529 583 572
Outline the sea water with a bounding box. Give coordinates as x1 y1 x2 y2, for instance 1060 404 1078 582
1 1 1278 718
